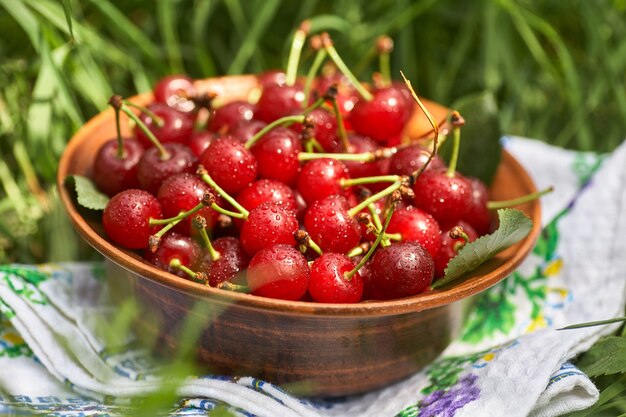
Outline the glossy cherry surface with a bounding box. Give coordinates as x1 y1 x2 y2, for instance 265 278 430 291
93 138 144 196
246 244 309 300
308 253 363 303
200 136 257 195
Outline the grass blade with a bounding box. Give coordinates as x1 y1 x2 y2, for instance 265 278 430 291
60 0 75 43
157 0 184 74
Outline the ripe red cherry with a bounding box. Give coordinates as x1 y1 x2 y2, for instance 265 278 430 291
137 143 197 195
368 242 435 299
389 145 446 177
153 74 196 113
297 158 350 205
343 134 387 179
200 136 257 195
250 126 301 185
134 103 194 147
304 195 362 254
308 253 363 303
434 221 479 278
143 232 201 278
188 131 216 158
230 119 267 143
93 138 144 196
386 205 442 259
208 101 255 132
254 84 305 123
236 179 298 213
412 170 472 228
349 86 412 143
291 108 339 152
102 189 162 250
463 177 493 236
258 70 287 88
156 173 220 235
246 244 310 300
314 73 359 122
239 201 299 256
197 236 249 287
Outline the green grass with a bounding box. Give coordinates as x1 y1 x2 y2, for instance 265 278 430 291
0 0 625 415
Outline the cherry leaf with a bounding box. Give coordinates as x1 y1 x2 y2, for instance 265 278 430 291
576 336 626 377
433 208 532 288
64 175 109 211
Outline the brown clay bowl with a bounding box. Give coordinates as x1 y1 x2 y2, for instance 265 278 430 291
57 75 541 397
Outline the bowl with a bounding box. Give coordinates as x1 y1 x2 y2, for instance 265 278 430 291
57 75 541 397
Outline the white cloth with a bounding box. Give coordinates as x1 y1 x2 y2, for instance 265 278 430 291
0 137 624 417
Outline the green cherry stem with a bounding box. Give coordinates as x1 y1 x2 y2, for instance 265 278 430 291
169 259 208 284
329 95 350 151
376 35 393 87
294 230 323 256
340 175 401 187
217 281 250 293
446 119 462 178
321 33 373 102
345 191 400 280
303 46 327 105
198 168 250 218
298 151 375 162
486 186 554 210
107 95 126 159
119 103 170 160
193 215 221 262
347 181 402 218
244 115 305 150
149 200 206 227
285 20 311 87
123 100 164 127
304 137 325 153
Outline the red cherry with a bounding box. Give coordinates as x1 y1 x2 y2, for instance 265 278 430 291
258 70 287 88
433 221 479 278
412 170 472 228
156 173 220 236
308 253 363 303
369 242 434 299
297 158 350 205
143 232 201 278
314 73 359 122
134 103 194 147
153 74 196 113
236 179 298 213
303 195 362 254
349 86 412 143
246 244 310 300
230 119 267 143
250 127 301 185
102 189 162 250
343 134 387 179
386 205 442 259
239 201 299 256
254 84 305 123
200 136 258 195
93 138 144 196
209 101 255 132
197 236 249 287
291 108 339 152
188 131 216 158
137 143 197 195
463 177 493 236
389 145 446 177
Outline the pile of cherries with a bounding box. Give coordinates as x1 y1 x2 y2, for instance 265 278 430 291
93 31 503 303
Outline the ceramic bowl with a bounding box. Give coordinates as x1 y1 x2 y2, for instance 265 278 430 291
57 75 541 397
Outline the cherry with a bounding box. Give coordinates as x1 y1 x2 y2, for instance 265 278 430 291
389 145 446 177
93 138 144 196
258 70 287 88
304 195 362 254
314 72 359 123
342 134 387 180
246 244 309 300
188 131 216 158
250 126 301 185
102 189 162 250
197 236 249 287
137 143 197 195
254 84 305 123
463 177 493 236
433 221 478 278
239 201 299 256
386 205 442 259
297 158 350 205
230 119 267 143
291 108 339 152
134 103 194 147
143 232 200 278
412 170 472 228
368 241 434 299
156 173 220 236
153 74 196 114
349 87 412 144
200 136 258 195
208 101 255 132
236 179 298 214
308 253 363 303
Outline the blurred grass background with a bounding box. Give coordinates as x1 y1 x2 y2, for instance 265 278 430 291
0 1 625 414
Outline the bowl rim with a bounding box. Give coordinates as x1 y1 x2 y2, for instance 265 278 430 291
57 75 541 318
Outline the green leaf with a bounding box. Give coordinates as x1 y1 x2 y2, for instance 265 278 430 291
433 208 533 288
64 175 109 211
577 336 626 377
60 0 74 43
451 91 502 185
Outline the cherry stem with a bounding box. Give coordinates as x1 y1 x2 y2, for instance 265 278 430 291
169 259 208 284
244 115 306 150
298 151 374 162
377 38 393 87
329 95 350 151
341 175 400 187
487 186 554 210
112 107 125 159
303 49 327 105
295 230 323 256
348 181 402 218
285 20 310 87
217 281 250 293
149 201 206 227
302 96 326 115
345 192 398 280
124 100 164 127
304 137 325 153
446 122 461 178
321 33 373 101
198 169 250 218
368 203 384 233
450 226 471 243
120 104 170 160
194 216 221 262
